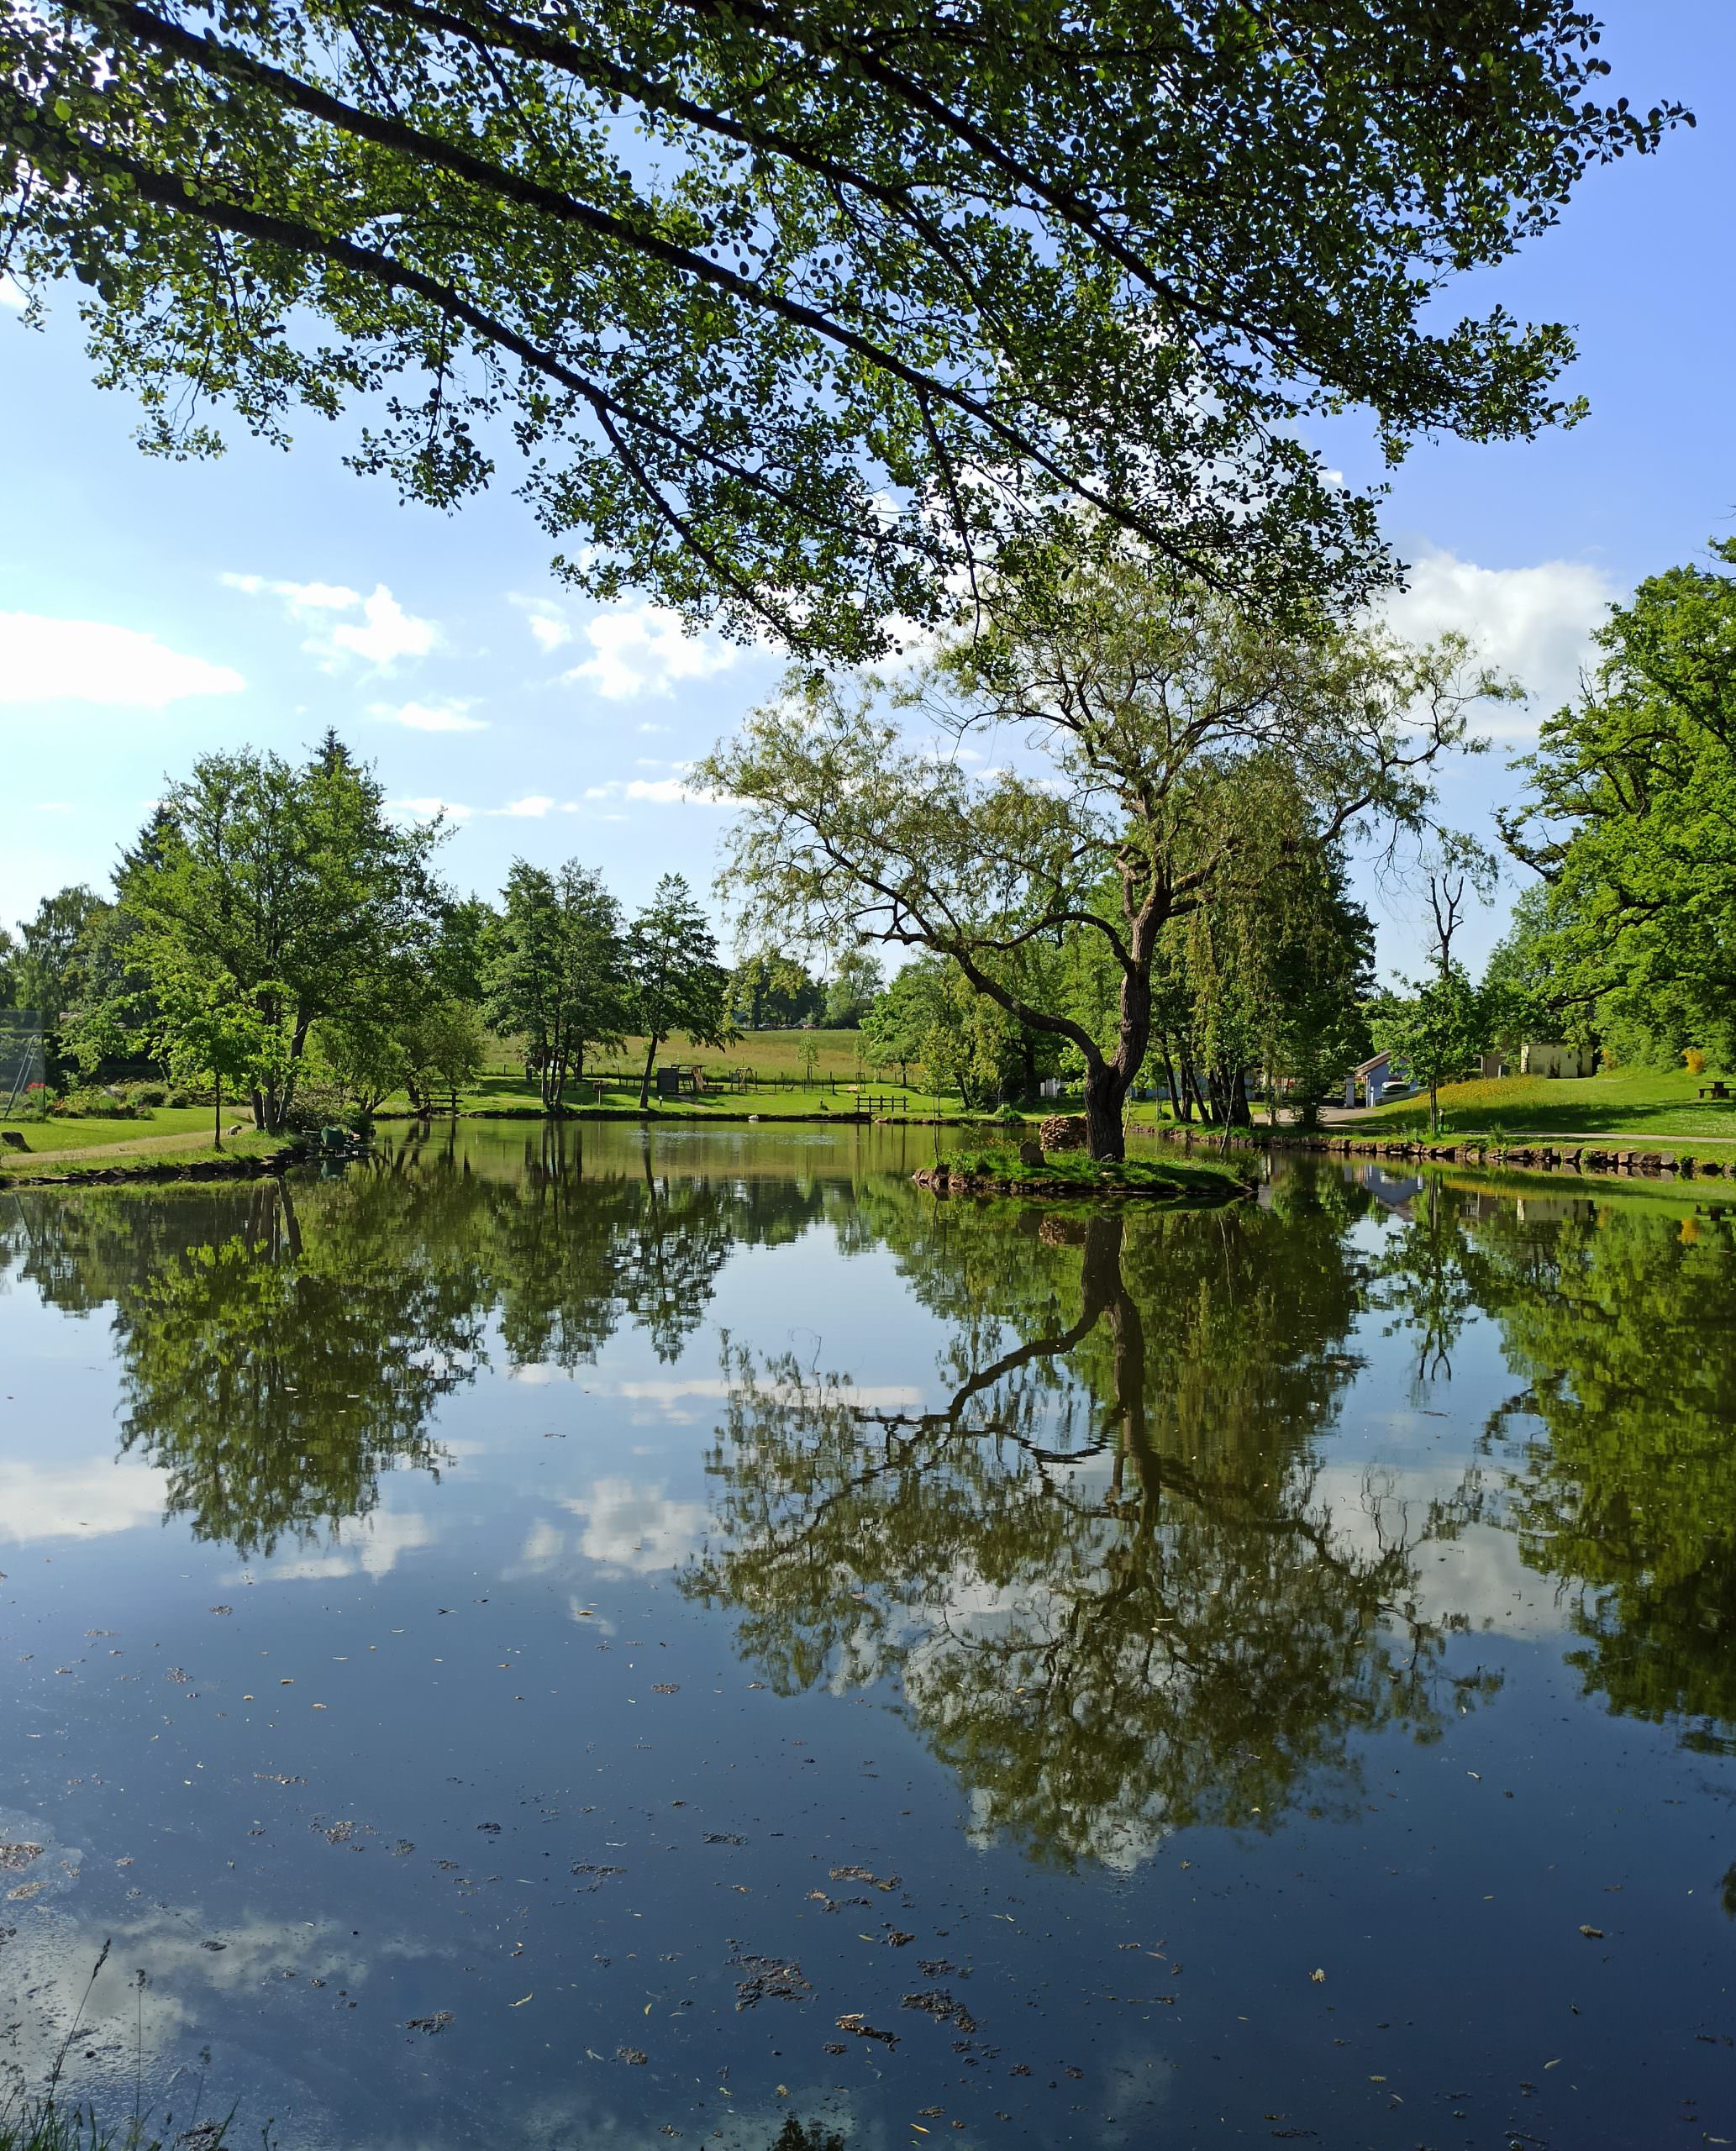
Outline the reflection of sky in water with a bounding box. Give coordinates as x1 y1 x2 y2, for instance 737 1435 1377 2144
0 1128 1733 2151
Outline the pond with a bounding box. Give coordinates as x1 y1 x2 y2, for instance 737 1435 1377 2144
1 1123 1733 2149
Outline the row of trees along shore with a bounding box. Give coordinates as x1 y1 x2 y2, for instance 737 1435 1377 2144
0 733 736 1133
8 539 1734 1152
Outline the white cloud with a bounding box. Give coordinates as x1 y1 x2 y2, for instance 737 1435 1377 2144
510 592 577 652
0 1455 171 1541
1381 545 1620 741
390 791 573 822
560 1477 711 1574
222 573 359 611
222 573 437 671
613 1377 923 1410
561 601 739 702
370 698 486 734
232 1507 434 1583
0 274 25 309
330 585 439 666
580 773 730 808
0 613 245 709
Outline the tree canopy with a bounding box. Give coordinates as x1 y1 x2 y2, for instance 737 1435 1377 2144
0 1 1684 657
118 743 445 1129
1499 541 1736 1063
625 872 731 1106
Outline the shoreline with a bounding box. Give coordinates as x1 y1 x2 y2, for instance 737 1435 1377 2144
0 1140 297 1191
11 1105 1733 1194
1151 1123 1736 1185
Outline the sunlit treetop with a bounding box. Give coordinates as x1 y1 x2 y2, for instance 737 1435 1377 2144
0 0 1686 657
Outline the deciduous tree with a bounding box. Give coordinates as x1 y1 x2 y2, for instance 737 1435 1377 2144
0 2 1682 658
118 744 444 1131
626 875 731 1108
704 555 1497 1157
482 859 629 1109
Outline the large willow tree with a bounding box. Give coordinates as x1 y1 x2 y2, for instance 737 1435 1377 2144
704 557 1505 1155
0 2 1682 658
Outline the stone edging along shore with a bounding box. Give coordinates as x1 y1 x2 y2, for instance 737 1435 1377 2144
1147 1124 1736 1183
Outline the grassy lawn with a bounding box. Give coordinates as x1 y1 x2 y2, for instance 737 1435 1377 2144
403 1044 978 1121
1352 1065 1736 1145
0 1128 286 1183
0 1104 223 1154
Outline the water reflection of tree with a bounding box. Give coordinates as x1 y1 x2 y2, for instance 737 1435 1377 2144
0 1133 834 1555
114 1172 493 1555
687 1180 1485 1867
1472 1202 1736 1752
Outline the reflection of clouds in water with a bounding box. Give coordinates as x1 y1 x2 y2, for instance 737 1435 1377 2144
618 1376 923 1408
1311 1461 1564 1641
0 1455 170 1543
559 1479 711 1574
518 1516 564 1569
0 1902 379 2148
507 1483 712 1577
220 1507 434 1584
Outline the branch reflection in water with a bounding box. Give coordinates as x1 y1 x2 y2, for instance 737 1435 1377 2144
685 1181 1496 1868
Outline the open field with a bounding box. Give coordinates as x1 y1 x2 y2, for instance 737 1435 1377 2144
1351 1065 1736 1146
408 1032 985 1119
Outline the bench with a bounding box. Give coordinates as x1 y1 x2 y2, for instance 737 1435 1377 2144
1697 1082 1731 1101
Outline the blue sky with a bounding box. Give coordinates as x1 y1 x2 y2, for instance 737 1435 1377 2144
2 3 1732 979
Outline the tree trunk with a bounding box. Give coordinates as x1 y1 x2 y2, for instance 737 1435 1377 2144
1083 1060 1126 1160
639 1034 659 1110
213 1074 222 1150
1430 1078 1439 1137
1157 1038 1181 1124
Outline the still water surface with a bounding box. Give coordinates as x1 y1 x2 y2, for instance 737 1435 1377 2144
1 1123 1733 2148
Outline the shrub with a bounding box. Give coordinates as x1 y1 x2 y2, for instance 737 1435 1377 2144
1685 1047 1707 1076
124 1081 168 1107
280 1081 370 1136
49 1087 145 1120
990 1102 1025 1124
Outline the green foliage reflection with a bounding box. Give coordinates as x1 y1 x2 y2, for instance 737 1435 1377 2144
0 1130 831 1555
1475 1199 1736 1750
686 1180 1486 1865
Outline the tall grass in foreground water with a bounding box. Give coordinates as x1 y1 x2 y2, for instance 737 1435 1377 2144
0 2102 229 2151
0 1945 248 2151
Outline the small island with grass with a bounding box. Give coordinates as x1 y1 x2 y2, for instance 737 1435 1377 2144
916 1122 1255 1204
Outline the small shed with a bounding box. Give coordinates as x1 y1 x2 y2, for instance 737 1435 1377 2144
1519 1041 1595 1079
